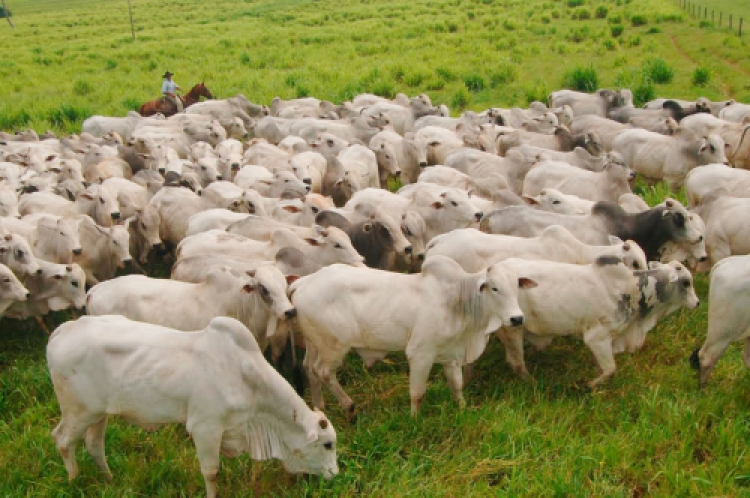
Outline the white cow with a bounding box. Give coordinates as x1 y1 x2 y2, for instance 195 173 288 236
87 265 296 346
522 160 633 202
291 256 535 415
425 226 647 272
0 263 29 317
612 128 728 189
76 215 133 285
686 164 750 207
691 255 750 385
47 315 337 498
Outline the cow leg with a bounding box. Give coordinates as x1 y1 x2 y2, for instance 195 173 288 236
191 429 223 498
407 355 434 416
52 416 94 481
35 316 51 335
84 416 112 481
582 328 617 387
303 346 325 409
695 337 733 386
462 363 475 388
326 374 355 420
495 328 532 381
442 364 465 408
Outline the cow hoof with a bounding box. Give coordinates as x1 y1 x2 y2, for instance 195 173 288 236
689 349 701 371
347 404 357 424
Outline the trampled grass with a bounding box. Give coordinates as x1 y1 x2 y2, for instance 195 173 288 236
2 0 750 496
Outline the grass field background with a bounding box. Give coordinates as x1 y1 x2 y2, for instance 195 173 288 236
2 0 750 496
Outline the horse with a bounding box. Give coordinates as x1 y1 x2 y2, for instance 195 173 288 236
138 82 214 117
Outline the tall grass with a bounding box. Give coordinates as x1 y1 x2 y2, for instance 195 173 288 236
561 64 599 92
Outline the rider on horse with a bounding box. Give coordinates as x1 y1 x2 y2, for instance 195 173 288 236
161 71 183 113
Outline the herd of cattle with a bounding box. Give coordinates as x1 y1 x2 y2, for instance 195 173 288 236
4 87 750 496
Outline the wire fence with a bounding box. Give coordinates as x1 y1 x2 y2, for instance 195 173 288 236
674 0 745 36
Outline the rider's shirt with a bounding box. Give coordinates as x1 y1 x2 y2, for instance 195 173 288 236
161 80 178 94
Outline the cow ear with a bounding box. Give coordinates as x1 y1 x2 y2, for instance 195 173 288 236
518 277 538 289
623 242 630 251
282 205 303 213
304 238 322 246
479 280 488 292
522 195 539 205
307 426 319 443
246 270 256 278
362 222 373 233
4 234 11 242
607 235 622 245
80 192 94 200
285 274 299 285
242 283 255 293
669 272 679 283
318 418 328 429
431 201 443 209
665 199 674 209
428 141 440 148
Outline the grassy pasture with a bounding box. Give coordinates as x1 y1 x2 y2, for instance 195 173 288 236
2 0 750 496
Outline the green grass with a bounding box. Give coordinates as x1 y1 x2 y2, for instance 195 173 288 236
3 0 750 495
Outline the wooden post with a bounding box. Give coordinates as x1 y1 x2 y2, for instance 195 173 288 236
126 0 135 41
1 0 14 28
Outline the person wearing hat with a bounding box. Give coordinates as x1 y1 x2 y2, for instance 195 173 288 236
161 71 183 113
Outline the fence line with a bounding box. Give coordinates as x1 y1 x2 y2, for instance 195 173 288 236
675 0 744 36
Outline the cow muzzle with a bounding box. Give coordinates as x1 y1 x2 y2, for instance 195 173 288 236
72 248 83 256
111 212 121 220
474 212 483 222
284 308 297 319
419 161 428 168
510 315 524 327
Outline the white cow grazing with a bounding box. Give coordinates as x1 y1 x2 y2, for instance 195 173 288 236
691 255 750 385
18 184 122 227
522 160 634 202
291 256 535 415
81 111 144 139
127 205 163 265
87 265 296 346
176 226 365 268
425 226 647 272
719 102 750 122
612 128 728 190
76 215 133 285
0 263 29 317
685 164 750 207
494 256 639 386
0 232 41 278
692 190 750 267
47 315 338 498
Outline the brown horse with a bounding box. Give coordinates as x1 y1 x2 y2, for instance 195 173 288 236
138 82 214 117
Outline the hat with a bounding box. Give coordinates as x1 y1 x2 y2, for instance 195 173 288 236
162 71 174 78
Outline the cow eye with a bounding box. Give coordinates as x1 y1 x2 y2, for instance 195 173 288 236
141 222 147 229
312 207 319 213
491 286 499 292
16 250 23 258
71 280 79 288
201 166 207 171
324 442 333 450
632 261 640 269
402 227 412 237
552 200 561 205
260 285 269 295
100 197 105 204
285 179 290 183
293 167 298 172
334 243 343 249
451 201 458 207
682 280 691 288
709 145 716 153
2 278 9 283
